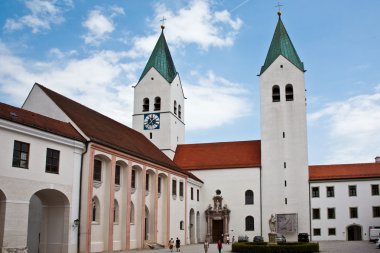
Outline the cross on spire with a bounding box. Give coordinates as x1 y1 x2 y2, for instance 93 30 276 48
275 1 283 16
160 16 167 30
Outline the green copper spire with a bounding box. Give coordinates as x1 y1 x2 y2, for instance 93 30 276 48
260 13 304 75
139 29 177 83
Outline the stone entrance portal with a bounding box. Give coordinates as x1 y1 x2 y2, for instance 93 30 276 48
205 193 230 243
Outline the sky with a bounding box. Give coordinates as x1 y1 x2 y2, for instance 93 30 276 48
1 0 380 165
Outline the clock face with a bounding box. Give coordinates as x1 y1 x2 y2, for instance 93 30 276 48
144 113 160 130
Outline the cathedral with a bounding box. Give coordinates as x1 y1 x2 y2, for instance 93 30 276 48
0 12 379 253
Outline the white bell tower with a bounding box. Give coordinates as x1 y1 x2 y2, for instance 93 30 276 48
260 12 310 241
132 26 185 159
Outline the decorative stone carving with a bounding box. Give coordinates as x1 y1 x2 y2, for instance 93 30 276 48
205 194 231 243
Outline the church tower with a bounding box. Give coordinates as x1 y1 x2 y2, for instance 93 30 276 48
132 26 185 159
259 12 310 240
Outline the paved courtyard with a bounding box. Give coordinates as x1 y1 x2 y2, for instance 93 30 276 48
115 241 379 253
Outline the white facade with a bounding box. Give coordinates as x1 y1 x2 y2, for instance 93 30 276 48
260 55 310 241
310 179 380 241
132 68 185 159
191 168 261 242
0 117 85 253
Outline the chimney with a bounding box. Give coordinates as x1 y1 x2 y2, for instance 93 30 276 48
375 156 380 163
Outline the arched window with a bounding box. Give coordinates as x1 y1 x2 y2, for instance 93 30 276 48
272 85 280 102
178 105 182 119
180 220 184 230
245 190 254 205
130 201 135 224
286 84 294 101
92 197 100 223
143 98 149 112
245 216 254 231
174 100 177 115
114 200 119 223
154 97 161 111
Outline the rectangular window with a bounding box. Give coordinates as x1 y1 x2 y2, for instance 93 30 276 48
326 186 335 197
328 228 336 236
12 140 30 169
191 187 194 200
312 208 320 219
372 184 379 196
313 228 321 236
327 208 335 219
349 185 357 197
131 170 136 189
93 159 102 181
179 181 184 197
158 177 161 194
115 165 121 185
373 206 380 218
350 207 358 218
312 187 319 198
146 174 150 191
45 148 60 174
172 180 177 196
197 189 199 201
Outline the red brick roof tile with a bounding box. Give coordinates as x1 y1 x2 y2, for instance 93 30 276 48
174 140 261 170
0 102 85 142
36 83 193 178
309 163 380 181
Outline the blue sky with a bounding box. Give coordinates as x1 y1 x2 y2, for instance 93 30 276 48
1 0 380 165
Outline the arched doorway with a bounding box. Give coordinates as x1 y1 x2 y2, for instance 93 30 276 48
0 190 6 250
27 189 70 253
189 209 195 244
347 225 362 241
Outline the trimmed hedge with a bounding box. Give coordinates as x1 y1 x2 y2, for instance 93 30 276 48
232 242 319 253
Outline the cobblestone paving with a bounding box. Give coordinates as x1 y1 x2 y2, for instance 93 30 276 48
116 241 379 253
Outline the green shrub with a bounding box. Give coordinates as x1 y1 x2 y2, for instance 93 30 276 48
232 242 319 253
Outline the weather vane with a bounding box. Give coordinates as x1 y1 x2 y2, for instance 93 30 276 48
160 16 167 30
275 1 283 16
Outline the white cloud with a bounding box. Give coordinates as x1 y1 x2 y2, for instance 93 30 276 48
128 0 243 58
0 42 135 126
309 89 380 163
0 41 250 133
82 10 115 45
184 71 252 130
154 0 243 50
3 0 72 33
82 6 125 45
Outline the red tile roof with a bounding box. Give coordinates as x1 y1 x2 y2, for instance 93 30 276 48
0 102 85 142
309 163 380 181
174 140 261 170
35 83 196 179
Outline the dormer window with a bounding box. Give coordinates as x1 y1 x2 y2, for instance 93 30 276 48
272 85 280 102
286 84 294 101
154 97 161 111
143 98 149 112
178 105 182 119
174 100 177 115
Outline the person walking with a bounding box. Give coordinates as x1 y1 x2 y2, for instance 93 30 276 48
203 240 209 253
175 237 181 252
168 238 174 252
217 239 223 253
226 235 230 245
232 236 235 243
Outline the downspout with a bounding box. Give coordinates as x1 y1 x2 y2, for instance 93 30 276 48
77 141 89 253
308 180 312 242
260 165 262 237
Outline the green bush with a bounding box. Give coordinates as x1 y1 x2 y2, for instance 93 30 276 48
232 242 319 253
